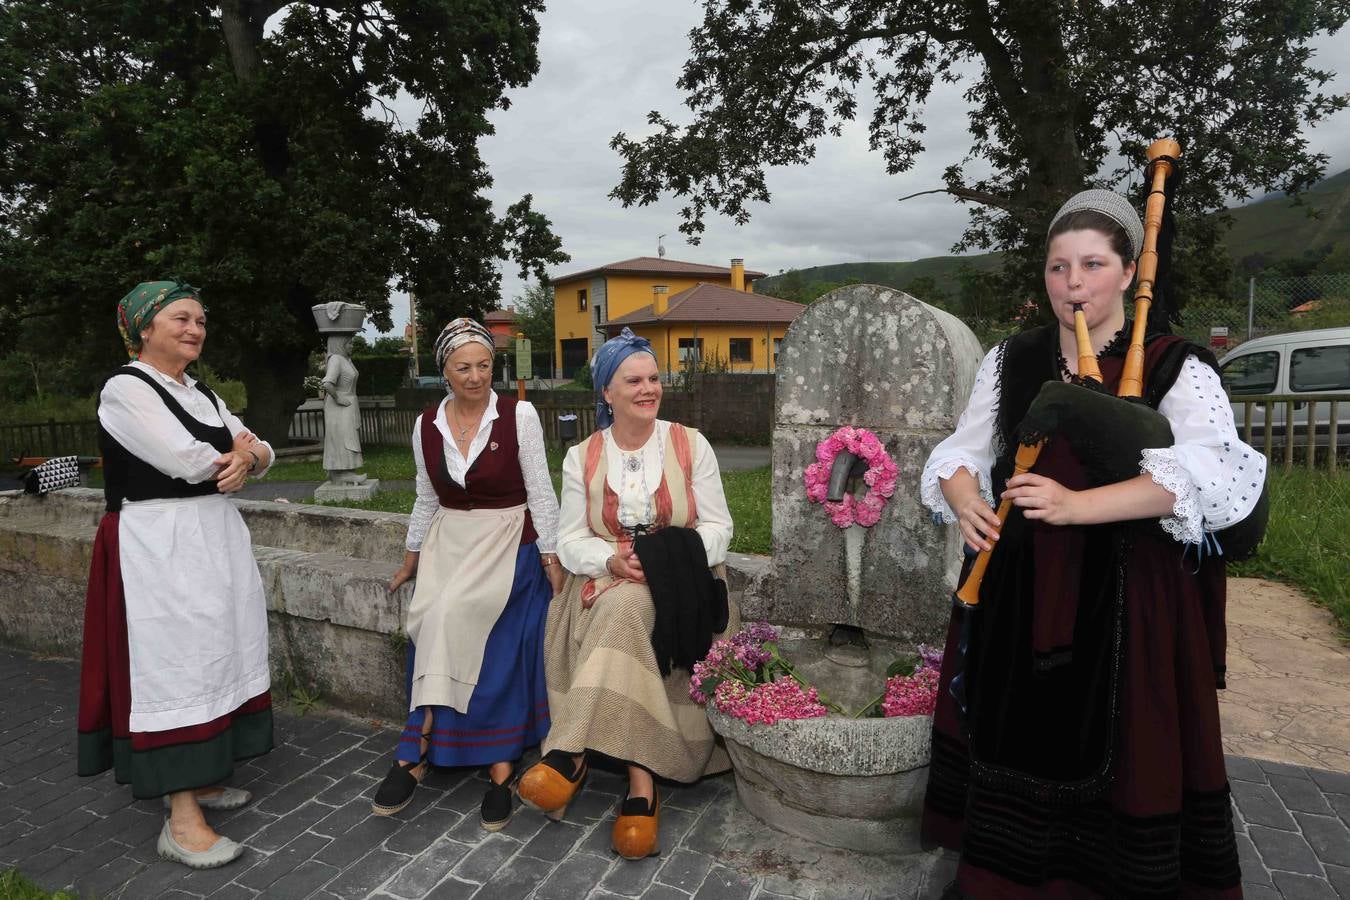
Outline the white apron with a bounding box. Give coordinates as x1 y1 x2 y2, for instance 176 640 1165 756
118 493 270 732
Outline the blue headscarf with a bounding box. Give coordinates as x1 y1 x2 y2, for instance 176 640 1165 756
592 327 656 429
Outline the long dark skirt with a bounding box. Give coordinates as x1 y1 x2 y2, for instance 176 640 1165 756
396 542 551 768
922 442 1241 898
77 513 273 798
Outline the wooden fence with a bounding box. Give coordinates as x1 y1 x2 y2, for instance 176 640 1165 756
1234 393 1347 473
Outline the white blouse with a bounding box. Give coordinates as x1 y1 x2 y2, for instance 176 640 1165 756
556 421 734 577
920 346 1267 545
405 391 559 553
98 361 275 484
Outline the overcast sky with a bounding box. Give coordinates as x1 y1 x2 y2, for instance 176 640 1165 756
374 2 1350 336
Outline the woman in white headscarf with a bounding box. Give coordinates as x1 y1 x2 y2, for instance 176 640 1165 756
370 317 562 833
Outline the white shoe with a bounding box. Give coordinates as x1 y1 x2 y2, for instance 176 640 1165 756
156 820 244 869
162 786 252 811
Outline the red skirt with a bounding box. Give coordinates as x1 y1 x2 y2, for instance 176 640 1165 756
77 512 273 798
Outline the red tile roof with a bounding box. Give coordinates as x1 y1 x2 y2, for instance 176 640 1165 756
484 308 515 324
552 256 766 284
605 282 804 329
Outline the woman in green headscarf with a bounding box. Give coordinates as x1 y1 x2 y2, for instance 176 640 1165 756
78 281 276 869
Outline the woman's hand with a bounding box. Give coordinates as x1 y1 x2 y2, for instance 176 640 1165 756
545 564 566 597
1002 473 1083 526
955 494 1002 552
389 551 420 593
213 449 253 493
232 430 259 453
607 547 645 583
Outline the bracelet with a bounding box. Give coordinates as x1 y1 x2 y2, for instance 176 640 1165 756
540 554 559 568
247 449 261 472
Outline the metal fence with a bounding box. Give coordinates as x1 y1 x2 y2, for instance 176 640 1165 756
1179 272 1350 353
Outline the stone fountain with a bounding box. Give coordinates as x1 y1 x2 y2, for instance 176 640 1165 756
710 284 983 855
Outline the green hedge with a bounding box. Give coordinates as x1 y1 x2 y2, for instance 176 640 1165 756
351 355 409 395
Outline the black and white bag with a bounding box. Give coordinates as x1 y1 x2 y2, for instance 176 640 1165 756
23 456 83 494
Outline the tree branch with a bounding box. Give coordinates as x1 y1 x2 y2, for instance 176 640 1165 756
897 185 1015 211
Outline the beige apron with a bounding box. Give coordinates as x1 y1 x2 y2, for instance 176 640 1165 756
406 503 525 712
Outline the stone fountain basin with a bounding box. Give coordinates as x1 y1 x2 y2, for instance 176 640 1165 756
707 703 932 855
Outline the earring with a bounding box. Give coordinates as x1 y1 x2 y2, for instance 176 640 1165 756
606 403 613 416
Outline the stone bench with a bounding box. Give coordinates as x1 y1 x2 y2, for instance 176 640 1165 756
0 488 766 720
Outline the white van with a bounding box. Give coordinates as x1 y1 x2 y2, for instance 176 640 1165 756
1217 326 1350 449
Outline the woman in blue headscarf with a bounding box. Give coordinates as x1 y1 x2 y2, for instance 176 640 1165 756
517 328 736 861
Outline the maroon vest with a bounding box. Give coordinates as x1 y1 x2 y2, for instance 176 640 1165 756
420 394 538 545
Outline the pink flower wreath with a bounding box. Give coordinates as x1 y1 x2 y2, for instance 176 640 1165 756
802 426 899 528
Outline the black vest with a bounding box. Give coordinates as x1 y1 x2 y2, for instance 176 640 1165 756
99 366 233 512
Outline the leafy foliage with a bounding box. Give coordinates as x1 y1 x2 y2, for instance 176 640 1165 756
0 1 568 437
510 280 556 350
610 0 1349 296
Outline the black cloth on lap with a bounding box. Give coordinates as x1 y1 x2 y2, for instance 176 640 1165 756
633 526 729 677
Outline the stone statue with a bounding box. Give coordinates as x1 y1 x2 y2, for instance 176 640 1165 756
321 334 366 484
310 302 380 501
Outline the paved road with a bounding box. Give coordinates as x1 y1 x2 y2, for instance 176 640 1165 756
1 650 1347 899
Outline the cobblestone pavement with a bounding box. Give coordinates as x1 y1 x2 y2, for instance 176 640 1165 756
1 649 1347 900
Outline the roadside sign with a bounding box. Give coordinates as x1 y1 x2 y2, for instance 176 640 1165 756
515 336 533 381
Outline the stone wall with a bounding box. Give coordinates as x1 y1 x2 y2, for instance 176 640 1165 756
0 489 769 720
0 488 412 720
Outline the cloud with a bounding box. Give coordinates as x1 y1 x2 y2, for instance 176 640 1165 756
372 3 1350 335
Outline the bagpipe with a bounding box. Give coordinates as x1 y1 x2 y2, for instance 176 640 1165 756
947 138 1269 716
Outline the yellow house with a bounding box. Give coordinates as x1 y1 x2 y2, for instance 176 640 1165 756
603 282 805 378
552 256 772 377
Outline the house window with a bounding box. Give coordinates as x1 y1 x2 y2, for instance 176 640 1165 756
593 302 606 325
577 288 588 312
729 338 752 363
678 337 704 363
772 337 783 366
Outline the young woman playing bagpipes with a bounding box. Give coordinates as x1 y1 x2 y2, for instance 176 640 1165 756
919 142 1265 898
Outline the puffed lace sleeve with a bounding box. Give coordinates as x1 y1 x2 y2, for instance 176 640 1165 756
690 431 733 565
405 414 440 552
516 401 559 553
1142 354 1267 545
920 346 1000 523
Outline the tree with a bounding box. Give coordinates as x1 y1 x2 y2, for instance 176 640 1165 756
610 0 1348 297
0 1 568 438
511 280 555 350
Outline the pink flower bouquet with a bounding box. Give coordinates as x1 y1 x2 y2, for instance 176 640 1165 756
691 622 944 724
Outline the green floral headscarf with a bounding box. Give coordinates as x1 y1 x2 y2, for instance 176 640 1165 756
116 280 202 358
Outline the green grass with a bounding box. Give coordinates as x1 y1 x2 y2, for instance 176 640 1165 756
724 466 771 555
1229 468 1350 634
0 869 83 899
265 445 416 482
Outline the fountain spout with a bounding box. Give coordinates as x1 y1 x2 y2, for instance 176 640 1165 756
826 450 868 502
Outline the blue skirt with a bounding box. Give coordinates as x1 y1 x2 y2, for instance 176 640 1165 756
397 542 552 768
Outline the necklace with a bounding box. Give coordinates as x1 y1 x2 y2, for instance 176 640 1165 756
449 401 479 442
1056 321 1132 381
